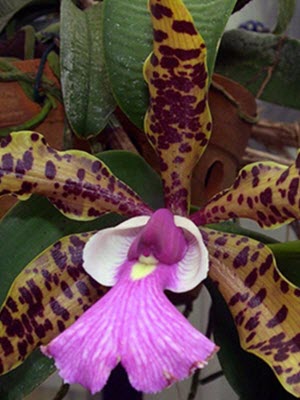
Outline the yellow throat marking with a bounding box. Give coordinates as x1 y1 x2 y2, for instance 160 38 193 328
131 256 157 280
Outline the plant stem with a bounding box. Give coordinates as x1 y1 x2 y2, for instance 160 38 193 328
52 383 70 400
199 371 224 385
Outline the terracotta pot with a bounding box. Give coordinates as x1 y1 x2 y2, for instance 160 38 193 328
192 73 257 206
0 59 65 219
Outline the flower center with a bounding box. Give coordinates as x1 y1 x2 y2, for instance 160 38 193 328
127 208 187 265
130 259 157 280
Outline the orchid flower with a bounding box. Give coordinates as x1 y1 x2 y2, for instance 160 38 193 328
0 0 300 397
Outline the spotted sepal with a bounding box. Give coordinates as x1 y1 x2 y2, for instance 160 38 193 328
144 0 212 216
0 132 152 220
202 227 300 397
191 153 300 228
0 232 106 375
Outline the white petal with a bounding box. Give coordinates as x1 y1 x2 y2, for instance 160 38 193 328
167 216 209 293
83 216 150 286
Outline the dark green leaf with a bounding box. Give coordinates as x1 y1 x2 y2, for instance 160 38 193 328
0 350 55 400
103 0 236 128
0 0 58 34
274 0 296 34
269 240 300 286
216 29 300 109
0 150 163 399
60 0 116 138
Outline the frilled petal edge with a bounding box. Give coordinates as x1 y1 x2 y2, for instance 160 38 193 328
42 260 217 394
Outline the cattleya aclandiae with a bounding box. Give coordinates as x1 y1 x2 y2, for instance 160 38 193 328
0 0 300 396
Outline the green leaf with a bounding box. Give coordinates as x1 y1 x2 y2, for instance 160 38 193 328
205 278 298 400
216 29 300 109
274 0 296 34
0 350 55 400
0 0 58 34
60 0 116 138
103 0 236 129
0 150 163 399
269 240 300 287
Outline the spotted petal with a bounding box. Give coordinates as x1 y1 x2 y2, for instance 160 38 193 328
144 0 212 216
0 232 105 375
42 259 217 394
0 132 152 220
202 227 300 397
191 152 300 228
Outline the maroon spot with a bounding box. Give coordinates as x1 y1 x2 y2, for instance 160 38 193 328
294 288 300 297
174 48 201 61
273 269 280 282
235 310 245 326
27 279 43 302
237 194 244 205
23 150 33 170
245 314 260 331
18 340 28 357
76 281 90 296
2 153 13 172
151 3 173 19
259 254 273 275
233 246 250 268
274 351 289 362
45 160 56 180
153 29 168 42
0 307 12 326
20 181 33 194
77 168 85 181
150 53 159 66
61 281 73 299
0 337 13 355
31 133 39 141
6 318 25 338
270 332 286 344
161 56 179 69
250 251 259 262
91 160 101 173
179 143 192 153
288 177 299 205
246 332 256 343
229 292 241 307
270 205 281 217
248 288 267 308
51 242 67 270
257 211 267 221
280 280 289 294
260 187 272 206
6 297 18 312
50 298 70 321
21 314 32 333
287 372 300 384
0 135 12 148
215 236 227 246
57 320 66 333
244 268 258 288
276 169 289 185
172 20 197 35
266 305 288 328
247 197 253 208
35 324 46 339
